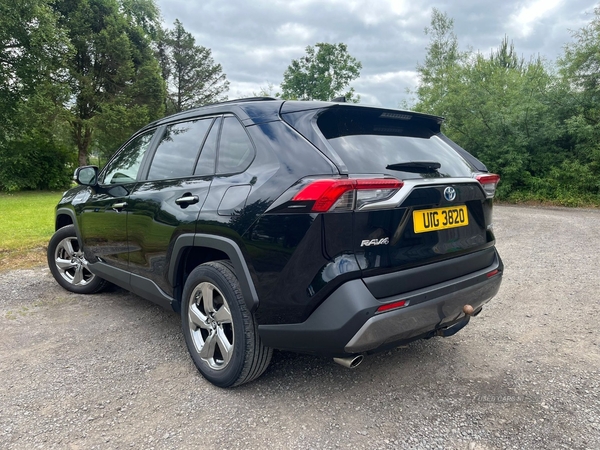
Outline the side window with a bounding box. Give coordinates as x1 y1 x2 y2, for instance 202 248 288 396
194 117 220 177
102 131 155 185
147 119 212 180
216 116 255 175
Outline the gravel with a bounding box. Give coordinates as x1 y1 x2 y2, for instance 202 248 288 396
1 205 599 449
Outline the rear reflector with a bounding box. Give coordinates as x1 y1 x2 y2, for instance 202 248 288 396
486 269 500 278
475 173 501 198
376 299 407 313
293 178 403 212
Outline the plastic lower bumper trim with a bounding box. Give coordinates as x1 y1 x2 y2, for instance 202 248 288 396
258 251 503 356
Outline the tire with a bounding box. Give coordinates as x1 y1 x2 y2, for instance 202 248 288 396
47 225 107 294
181 261 272 388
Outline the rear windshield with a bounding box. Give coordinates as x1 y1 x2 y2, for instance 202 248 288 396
317 107 476 178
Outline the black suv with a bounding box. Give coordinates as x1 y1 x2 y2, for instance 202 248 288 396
48 98 503 387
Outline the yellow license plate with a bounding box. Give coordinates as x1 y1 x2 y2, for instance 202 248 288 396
413 205 469 233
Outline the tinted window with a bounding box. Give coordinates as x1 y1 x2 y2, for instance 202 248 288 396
317 108 475 178
102 131 155 185
194 117 220 177
148 119 212 180
216 117 254 175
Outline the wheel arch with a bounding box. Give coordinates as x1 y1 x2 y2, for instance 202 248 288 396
169 234 259 313
55 208 83 245
55 208 75 230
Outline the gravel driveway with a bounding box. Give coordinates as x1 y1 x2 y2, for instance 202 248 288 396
1 205 599 449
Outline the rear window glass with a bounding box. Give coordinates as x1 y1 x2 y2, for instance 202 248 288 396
216 116 255 175
194 117 220 177
317 108 475 178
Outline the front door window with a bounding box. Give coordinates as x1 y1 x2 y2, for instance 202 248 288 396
101 131 155 185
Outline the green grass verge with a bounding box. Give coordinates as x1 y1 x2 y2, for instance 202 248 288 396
0 191 62 252
499 191 600 208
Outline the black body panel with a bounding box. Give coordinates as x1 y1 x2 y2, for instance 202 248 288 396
77 184 133 271
127 177 209 294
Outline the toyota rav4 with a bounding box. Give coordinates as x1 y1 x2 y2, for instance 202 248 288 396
47 98 503 387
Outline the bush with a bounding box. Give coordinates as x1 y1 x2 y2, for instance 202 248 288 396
0 136 75 192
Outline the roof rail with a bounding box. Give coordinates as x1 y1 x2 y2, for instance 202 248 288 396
144 97 280 128
206 96 278 106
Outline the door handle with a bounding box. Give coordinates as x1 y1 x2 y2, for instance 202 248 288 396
111 202 127 211
175 195 199 206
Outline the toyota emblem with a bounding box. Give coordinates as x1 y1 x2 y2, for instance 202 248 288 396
444 186 456 202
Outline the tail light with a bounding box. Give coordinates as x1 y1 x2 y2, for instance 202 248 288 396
475 174 500 198
292 178 403 212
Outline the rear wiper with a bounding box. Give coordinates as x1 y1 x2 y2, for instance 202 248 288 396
386 161 441 173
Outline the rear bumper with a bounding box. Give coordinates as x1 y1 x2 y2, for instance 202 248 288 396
258 250 503 356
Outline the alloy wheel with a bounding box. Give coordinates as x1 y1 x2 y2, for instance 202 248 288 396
54 237 95 286
188 282 234 370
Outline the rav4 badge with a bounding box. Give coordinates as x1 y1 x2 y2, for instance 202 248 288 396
360 237 390 247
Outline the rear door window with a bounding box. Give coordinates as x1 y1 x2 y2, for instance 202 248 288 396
147 118 212 180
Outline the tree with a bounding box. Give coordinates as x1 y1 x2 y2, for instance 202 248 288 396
252 82 279 98
415 8 463 115
0 0 74 191
0 0 70 142
280 42 362 102
446 50 562 196
0 66 78 191
414 10 567 200
159 19 229 114
561 7 600 98
53 0 166 166
558 6 600 197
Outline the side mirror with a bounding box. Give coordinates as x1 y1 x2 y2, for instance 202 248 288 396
73 166 99 186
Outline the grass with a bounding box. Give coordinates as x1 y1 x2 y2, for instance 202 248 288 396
0 191 63 271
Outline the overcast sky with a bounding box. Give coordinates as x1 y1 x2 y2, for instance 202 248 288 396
156 0 598 108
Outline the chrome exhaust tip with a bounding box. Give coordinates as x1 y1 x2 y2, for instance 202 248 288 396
333 355 364 369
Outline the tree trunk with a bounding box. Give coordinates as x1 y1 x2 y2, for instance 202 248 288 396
73 119 93 167
78 144 87 167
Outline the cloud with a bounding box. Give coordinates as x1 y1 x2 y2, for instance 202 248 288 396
157 0 599 108
509 0 564 37
275 23 316 43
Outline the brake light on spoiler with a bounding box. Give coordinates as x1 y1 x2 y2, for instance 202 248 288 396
293 178 403 212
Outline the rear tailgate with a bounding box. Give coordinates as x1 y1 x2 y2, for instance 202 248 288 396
354 180 495 298
282 104 498 298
